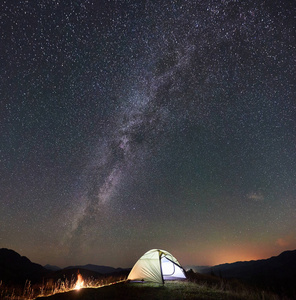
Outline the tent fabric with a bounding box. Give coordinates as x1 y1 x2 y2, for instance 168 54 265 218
127 249 186 284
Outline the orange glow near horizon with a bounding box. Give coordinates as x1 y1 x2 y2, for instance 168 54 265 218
178 243 287 266
209 250 262 266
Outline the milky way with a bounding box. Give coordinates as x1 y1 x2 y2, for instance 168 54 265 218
67 40 198 250
1 0 295 267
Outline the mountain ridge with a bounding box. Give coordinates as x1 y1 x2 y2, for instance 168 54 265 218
200 249 296 278
44 264 61 271
199 249 296 297
64 263 126 274
0 248 128 285
0 248 48 284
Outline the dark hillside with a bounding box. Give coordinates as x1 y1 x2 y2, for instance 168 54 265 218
0 248 49 284
201 250 296 298
43 267 129 284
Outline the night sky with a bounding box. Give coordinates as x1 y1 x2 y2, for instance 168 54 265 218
1 0 295 268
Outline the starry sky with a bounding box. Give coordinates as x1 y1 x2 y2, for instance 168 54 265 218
1 0 296 268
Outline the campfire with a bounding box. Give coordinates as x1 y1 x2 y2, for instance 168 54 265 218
74 271 84 290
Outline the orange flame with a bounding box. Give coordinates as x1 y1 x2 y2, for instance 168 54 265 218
74 271 84 290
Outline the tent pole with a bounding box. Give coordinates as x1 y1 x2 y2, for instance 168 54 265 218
159 250 165 285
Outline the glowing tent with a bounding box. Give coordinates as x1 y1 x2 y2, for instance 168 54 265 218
127 249 186 284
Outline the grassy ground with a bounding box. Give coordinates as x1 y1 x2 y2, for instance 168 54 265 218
36 281 277 300
1 270 287 299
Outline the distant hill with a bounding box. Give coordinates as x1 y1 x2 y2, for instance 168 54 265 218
184 265 211 273
44 267 105 283
0 248 49 284
0 248 128 286
200 249 296 297
64 264 126 274
44 264 61 271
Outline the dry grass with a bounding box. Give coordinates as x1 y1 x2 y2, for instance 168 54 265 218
0 270 291 300
0 273 126 300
